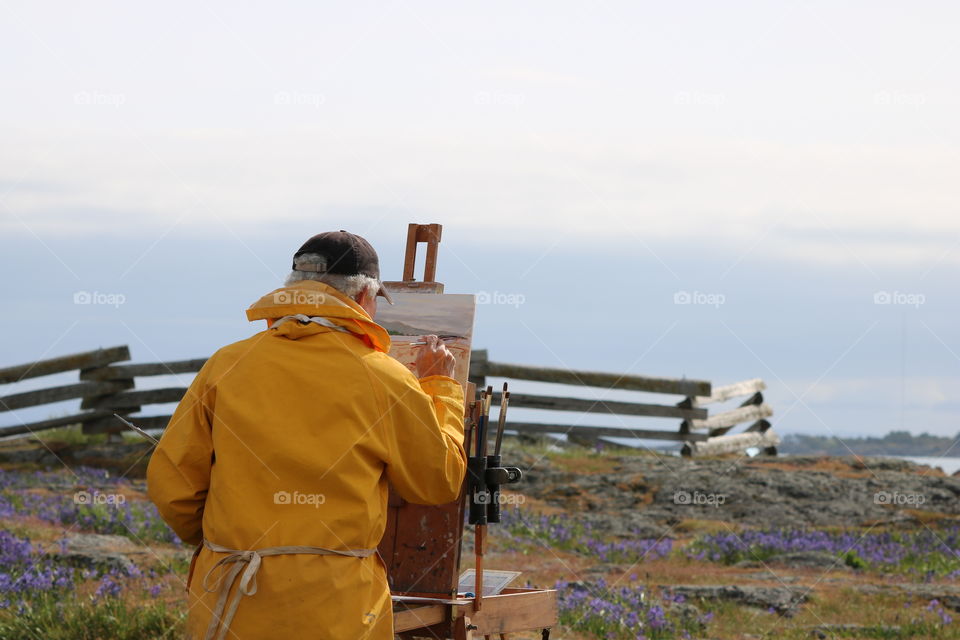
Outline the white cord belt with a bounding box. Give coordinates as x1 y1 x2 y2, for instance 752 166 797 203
200 538 376 640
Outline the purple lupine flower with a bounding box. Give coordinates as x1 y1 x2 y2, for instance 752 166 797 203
94 574 123 600
687 526 960 577
0 467 180 545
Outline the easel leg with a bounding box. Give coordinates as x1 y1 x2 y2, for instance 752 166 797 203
454 615 474 640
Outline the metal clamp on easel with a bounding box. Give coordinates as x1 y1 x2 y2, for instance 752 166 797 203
466 384 522 611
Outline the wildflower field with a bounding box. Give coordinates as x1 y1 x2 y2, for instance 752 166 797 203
0 465 187 639
2 441 960 639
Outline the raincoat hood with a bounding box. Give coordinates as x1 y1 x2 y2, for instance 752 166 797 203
246 280 391 352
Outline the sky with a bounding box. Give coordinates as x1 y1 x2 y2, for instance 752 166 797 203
1 1 958 445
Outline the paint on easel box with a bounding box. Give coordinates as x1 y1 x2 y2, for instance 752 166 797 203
374 293 476 389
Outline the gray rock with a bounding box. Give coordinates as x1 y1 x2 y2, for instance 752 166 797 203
508 444 960 530
65 533 137 551
660 584 810 616
941 595 960 613
57 533 138 575
666 600 705 626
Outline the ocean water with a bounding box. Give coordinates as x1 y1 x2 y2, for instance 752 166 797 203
896 456 960 475
625 444 960 475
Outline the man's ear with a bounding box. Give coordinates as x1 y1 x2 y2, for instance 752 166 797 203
355 286 377 315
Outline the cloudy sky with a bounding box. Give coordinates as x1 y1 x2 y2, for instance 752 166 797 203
1 1 958 444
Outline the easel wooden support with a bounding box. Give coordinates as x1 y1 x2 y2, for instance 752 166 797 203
385 223 556 639
390 223 444 294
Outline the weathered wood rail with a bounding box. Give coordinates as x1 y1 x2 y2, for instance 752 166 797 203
0 346 776 456
470 350 777 454
680 378 779 456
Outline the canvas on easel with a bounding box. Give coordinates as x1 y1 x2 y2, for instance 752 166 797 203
376 293 475 389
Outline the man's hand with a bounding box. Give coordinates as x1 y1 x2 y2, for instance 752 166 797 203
413 335 456 379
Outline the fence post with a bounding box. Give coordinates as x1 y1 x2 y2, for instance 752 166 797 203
469 349 488 390
80 368 135 438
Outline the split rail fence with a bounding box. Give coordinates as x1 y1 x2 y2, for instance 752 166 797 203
0 346 778 457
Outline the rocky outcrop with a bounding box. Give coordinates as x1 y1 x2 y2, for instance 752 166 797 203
660 584 810 616
56 533 141 574
513 450 960 531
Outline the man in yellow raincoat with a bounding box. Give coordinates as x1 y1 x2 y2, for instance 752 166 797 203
147 230 467 639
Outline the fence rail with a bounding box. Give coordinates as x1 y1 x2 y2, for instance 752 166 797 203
79 359 209 381
679 378 779 456
469 351 710 397
0 346 777 456
0 346 130 384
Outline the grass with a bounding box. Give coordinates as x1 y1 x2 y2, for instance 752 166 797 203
33 425 108 446
677 588 960 639
21 424 147 448
0 591 184 640
671 518 742 536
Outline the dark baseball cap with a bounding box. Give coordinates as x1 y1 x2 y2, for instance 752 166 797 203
292 230 393 304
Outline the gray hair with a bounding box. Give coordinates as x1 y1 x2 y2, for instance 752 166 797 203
284 252 380 299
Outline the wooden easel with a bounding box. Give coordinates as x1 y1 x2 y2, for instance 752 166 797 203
391 222 444 294
381 224 557 639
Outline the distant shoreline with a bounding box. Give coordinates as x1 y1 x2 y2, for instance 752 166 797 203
889 455 960 475
779 430 960 459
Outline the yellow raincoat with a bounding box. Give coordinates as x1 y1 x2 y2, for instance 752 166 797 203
146 280 466 639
